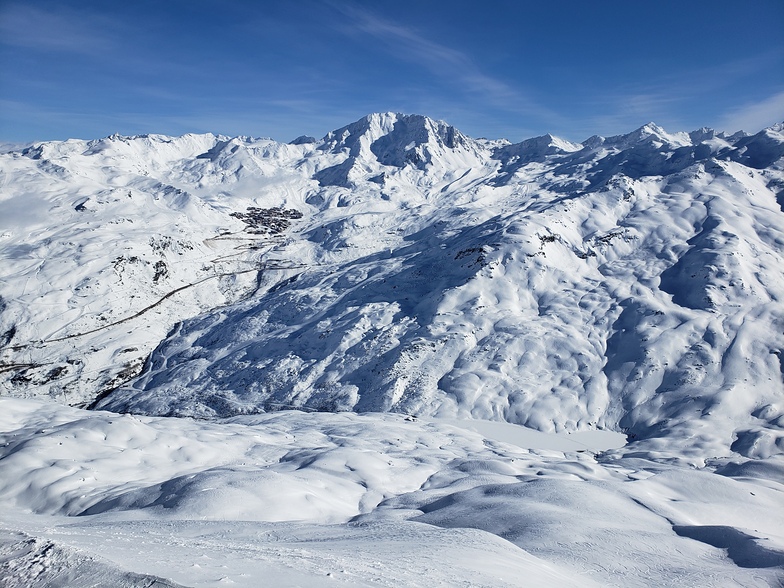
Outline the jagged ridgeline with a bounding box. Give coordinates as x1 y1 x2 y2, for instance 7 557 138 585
1 113 783 461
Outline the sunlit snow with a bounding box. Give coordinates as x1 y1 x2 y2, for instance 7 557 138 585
1 113 783 586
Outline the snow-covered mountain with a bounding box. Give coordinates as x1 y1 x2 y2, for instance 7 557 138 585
2 114 784 586
2 113 784 462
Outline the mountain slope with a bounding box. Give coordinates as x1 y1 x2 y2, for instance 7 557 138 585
2 113 784 463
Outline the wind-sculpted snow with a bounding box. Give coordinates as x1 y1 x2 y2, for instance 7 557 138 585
1 397 783 587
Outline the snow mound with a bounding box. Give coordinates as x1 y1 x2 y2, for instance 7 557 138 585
1 397 782 586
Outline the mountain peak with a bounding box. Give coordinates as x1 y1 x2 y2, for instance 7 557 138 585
494 133 582 168
320 112 401 153
688 127 720 144
763 121 784 136
314 113 478 186
601 122 691 149
320 113 466 153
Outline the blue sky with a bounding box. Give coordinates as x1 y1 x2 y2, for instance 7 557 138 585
1 0 783 143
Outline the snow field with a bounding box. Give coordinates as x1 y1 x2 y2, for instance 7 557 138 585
1 397 783 586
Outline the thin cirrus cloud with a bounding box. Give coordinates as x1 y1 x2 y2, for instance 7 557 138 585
657 50 784 116
716 90 784 134
571 49 784 138
328 4 560 124
0 4 114 54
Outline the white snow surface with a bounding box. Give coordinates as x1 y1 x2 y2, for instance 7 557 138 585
1 397 783 587
2 112 784 585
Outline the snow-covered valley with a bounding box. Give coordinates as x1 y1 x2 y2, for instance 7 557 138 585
1 113 783 586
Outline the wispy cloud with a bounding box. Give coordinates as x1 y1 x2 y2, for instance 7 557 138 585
0 4 114 54
327 3 561 124
570 50 784 137
668 50 784 98
576 92 689 139
716 90 784 134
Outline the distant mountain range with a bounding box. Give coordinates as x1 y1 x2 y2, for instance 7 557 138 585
2 113 783 462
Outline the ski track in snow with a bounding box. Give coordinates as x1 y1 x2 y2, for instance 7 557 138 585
1 114 784 585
